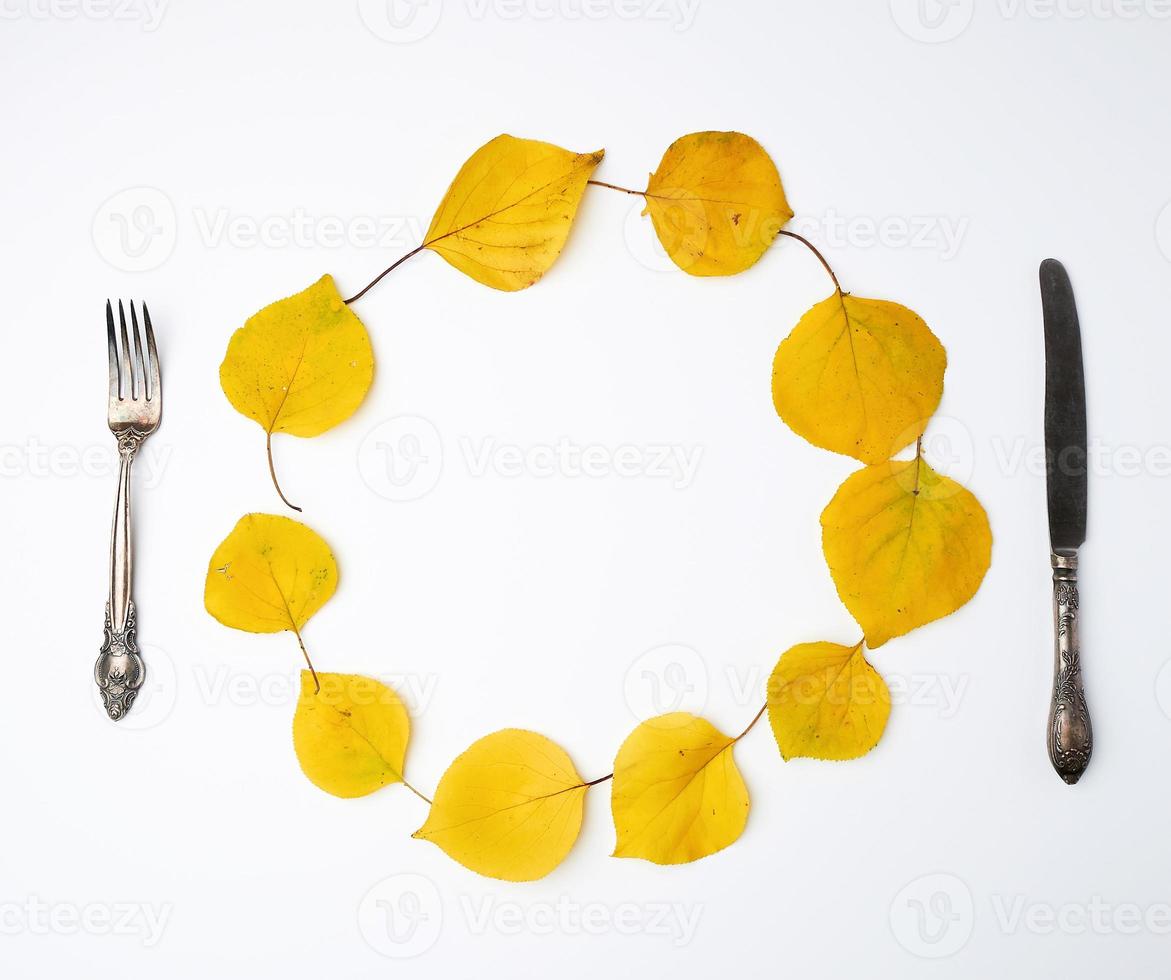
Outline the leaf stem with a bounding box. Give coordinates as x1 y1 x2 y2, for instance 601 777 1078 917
343 243 428 305
913 436 923 495
587 178 644 196
402 779 433 806
291 624 319 693
734 702 768 743
777 229 842 294
266 431 301 513
583 772 614 787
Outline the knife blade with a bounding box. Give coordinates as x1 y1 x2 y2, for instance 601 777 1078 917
1040 258 1092 784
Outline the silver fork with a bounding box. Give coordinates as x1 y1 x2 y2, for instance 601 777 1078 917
95 300 162 721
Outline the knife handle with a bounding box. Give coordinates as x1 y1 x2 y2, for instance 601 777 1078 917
1047 552 1092 784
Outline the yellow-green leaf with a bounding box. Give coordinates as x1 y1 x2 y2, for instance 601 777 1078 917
424 134 603 291
204 513 337 634
219 274 374 508
293 671 410 798
821 458 992 648
772 293 947 464
644 131 791 276
767 641 890 761
611 712 748 865
413 729 586 881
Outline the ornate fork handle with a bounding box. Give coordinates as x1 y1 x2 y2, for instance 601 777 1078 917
95 429 149 720
1047 552 1092 784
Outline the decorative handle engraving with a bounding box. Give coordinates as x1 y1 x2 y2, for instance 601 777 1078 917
1047 552 1092 783
95 600 145 720
96 432 147 721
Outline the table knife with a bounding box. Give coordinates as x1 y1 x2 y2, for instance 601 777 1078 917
1040 258 1092 784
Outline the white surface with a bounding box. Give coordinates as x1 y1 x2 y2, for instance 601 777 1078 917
2 1 1170 976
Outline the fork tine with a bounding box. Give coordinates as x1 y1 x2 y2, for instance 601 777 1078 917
130 302 147 401
117 300 134 400
142 303 160 401
106 300 120 401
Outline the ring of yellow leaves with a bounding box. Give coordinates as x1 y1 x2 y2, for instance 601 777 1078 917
207 132 992 882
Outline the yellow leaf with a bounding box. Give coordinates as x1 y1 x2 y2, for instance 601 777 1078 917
413 729 586 881
293 671 410 798
821 458 992 648
772 292 947 464
219 274 374 508
205 513 337 633
424 134 604 291
644 131 791 276
611 712 748 865
766 642 890 761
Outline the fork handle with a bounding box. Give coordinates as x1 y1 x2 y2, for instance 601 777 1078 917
95 430 147 721
1047 551 1092 784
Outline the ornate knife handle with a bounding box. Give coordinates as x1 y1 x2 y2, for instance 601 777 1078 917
1047 552 1092 783
95 432 146 720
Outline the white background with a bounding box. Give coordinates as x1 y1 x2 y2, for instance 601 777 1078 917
2 0 1170 976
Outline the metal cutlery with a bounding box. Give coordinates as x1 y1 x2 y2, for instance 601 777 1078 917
1040 259 1092 784
95 300 162 721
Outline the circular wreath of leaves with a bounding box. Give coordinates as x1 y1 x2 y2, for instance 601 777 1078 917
204 131 992 882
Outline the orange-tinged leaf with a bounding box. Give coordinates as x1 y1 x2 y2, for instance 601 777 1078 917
293 671 410 798
644 131 791 276
767 641 890 761
424 134 603 291
611 712 748 865
821 459 992 648
413 729 586 881
773 293 946 464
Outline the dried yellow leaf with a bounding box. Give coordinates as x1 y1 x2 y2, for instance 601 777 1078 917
767 641 890 761
425 134 603 291
219 275 374 508
413 729 586 882
821 459 992 648
644 131 791 276
611 712 748 865
204 513 337 634
772 293 946 464
293 671 410 798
